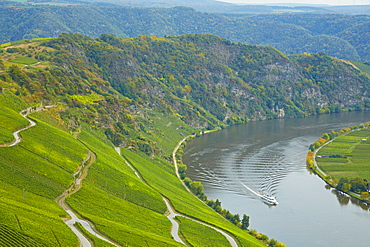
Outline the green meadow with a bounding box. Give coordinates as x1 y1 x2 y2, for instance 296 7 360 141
9 56 39 65
0 91 30 144
316 128 370 180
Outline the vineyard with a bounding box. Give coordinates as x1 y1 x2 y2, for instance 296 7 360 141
177 217 229 247
0 224 45 247
316 128 370 180
0 106 29 144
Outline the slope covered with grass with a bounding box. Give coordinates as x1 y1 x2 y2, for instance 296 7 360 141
0 96 85 246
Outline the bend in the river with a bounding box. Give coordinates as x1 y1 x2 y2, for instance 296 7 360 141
183 111 370 247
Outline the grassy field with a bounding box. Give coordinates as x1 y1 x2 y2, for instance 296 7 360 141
351 61 370 74
142 110 196 156
0 90 29 112
0 38 55 48
69 94 104 105
316 128 370 181
0 90 36 146
9 56 39 65
0 75 262 246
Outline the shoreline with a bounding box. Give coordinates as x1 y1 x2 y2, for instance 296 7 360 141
308 127 370 205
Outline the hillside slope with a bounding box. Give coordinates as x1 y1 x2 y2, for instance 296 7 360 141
1 33 370 246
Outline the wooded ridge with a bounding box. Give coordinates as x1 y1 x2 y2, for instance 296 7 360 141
0 5 369 61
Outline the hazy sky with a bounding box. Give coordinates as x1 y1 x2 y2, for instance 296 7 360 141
219 0 370 5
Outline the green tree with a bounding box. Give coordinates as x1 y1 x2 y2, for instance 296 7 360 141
241 214 250 230
269 238 278 247
342 183 351 192
349 177 367 193
336 177 349 191
189 181 204 195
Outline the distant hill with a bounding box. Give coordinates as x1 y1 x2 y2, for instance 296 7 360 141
22 0 370 15
0 5 369 61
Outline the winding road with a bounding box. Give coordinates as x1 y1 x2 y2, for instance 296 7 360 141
3 105 238 246
2 106 119 247
117 138 239 247
56 150 120 247
4 106 44 147
171 136 239 247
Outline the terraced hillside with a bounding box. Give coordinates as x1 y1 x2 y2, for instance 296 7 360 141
0 37 272 246
1 32 370 246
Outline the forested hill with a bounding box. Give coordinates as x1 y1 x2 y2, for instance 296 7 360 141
3 33 370 133
1 5 369 61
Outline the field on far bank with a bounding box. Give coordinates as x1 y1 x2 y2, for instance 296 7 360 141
316 128 370 181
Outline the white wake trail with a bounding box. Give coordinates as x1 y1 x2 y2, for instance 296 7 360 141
240 182 261 197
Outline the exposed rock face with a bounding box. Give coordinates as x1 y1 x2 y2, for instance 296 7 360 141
45 33 370 128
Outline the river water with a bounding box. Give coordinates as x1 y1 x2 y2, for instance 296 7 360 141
183 111 370 247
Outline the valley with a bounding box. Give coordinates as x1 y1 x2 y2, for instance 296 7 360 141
0 27 369 246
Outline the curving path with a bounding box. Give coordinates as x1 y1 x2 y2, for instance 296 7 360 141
2 106 119 246
163 197 186 245
56 150 120 247
116 145 238 247
163 196 238 247
3 106 48 147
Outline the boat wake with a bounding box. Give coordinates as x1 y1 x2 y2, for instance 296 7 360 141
241 182 278 205
240 182 260 197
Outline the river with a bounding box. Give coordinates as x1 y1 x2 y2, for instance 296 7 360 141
183 111 370 247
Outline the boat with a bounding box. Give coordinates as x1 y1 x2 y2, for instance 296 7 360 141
260 193 278 205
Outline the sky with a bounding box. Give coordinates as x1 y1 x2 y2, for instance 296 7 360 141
218 0 370 5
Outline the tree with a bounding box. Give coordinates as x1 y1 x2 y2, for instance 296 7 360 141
336 177 349 191
231 214 240 225
342 183 351 192
189 181 204 195
360 192 369 200
313 141 321 149
349 177 367 193
269 238 278 247
241 214 250 230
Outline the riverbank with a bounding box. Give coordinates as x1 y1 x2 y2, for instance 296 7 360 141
307 124 370 205
173 129 287 247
